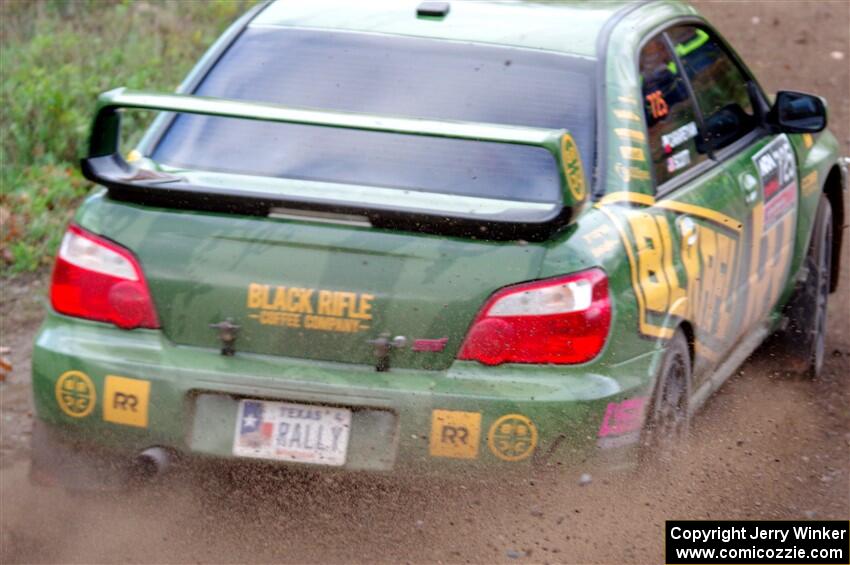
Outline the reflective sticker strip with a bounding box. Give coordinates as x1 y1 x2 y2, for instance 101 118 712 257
613 108 642 122
589 239 619 257
487 414 538 462
614 128 646 142
614 163 651 182
582 223 612 244
103 375 151 428
55 370 96 419
560 133 587 201
582 223 619 257
802 133 814 148
802 170 819 196
619 146 646 162
429 410 481 459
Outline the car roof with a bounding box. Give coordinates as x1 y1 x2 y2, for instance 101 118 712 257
252 0 645 58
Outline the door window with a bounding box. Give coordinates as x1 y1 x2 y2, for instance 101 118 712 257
639 35 707 186
667 26 756 152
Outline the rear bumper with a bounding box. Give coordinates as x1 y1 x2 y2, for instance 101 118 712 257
32 312 657 476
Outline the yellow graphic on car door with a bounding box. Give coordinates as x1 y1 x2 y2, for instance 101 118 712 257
599 193 744 359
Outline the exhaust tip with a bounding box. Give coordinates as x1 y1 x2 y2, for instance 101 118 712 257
134 446 171 479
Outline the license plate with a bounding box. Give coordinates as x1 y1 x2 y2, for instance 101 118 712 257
233 399 352 466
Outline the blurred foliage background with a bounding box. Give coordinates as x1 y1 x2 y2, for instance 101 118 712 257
0 0 256 274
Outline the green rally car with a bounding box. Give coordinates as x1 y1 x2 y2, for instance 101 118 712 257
31 0 847 488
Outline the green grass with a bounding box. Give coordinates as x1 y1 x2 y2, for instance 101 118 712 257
0 0 256 274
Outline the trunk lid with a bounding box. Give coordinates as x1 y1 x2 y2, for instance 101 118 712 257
89 196 547 370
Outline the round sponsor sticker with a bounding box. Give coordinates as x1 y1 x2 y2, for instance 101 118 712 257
560 133 587 202
55 370 96 418
487 414 538 462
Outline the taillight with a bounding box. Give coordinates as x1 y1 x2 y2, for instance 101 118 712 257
457 268 610 366
50 224 159 330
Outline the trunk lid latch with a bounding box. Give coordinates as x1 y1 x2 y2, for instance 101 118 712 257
367 333 407 372
210 318 241 356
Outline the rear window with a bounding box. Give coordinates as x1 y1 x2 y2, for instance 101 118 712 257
151 27 595 204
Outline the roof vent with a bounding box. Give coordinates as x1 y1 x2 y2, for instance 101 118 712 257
417 2 450 18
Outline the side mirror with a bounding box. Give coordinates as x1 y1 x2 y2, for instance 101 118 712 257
769 90 827 133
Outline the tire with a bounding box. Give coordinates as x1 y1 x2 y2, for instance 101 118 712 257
640 328 692 464
783 195 833 378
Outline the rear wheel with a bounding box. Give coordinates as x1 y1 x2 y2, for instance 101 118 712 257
640 329 691 464
783 195 833 378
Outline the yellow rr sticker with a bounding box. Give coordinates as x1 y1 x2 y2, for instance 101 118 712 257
103 375 151 428
429 410 482 459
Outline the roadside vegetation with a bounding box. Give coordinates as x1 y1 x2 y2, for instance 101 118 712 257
0 0 255 274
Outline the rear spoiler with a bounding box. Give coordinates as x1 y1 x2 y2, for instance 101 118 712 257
82 88 589 240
